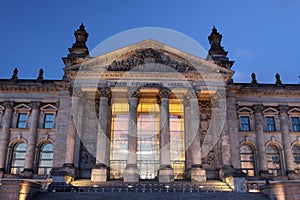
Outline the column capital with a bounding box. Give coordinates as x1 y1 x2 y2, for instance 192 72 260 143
278 105 289 113
253 104 264 113
3 100 14 109
187 88 200 100
30 101 41 109
98 87 111 98
128 88 140 99
159 87 171 99
72 89 83 98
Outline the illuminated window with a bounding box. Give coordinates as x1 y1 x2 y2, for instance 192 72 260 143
266 117 276 132
137 103 160 180
43 113 55 129
38 143 54 175
266 145 281 176
17 113 27 128
110 103 129 179
240 116 250 131
291 117 300 132
11 143 26 174
170 103 185 180
292 144 300 174
240 145 255 176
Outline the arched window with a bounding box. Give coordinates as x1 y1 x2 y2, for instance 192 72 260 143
266 144 281 176
38 143 54 175
292 144 300 174
240 145 255 176
11 142 26 174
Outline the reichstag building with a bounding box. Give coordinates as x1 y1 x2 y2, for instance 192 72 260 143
0 24 299 199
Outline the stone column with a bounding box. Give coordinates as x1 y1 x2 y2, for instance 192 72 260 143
0 101 14 177
22 101 41 177
63 90 83 177
158 87 174 183
91 87 111 182
124 90 139 182
253 105 268 176
189 90 206 182
279 105 296 179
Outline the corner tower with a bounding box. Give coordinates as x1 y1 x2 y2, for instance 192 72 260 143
62 23 89 67
207 27 234 69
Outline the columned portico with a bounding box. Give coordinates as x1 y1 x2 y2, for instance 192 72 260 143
22 101 41 177
253 105 268 176
0 101 14 177
124 90 139 182
91 87 111 182
158 88 174 183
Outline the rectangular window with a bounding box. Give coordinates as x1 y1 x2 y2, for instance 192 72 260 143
17 113 27 128
43 113 55 129
266 116 276 132
240 116 250 131
291 117 300 132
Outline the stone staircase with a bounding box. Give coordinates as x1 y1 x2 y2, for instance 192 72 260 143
32 180 269 200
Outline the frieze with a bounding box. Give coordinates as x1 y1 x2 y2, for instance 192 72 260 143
106 48 195 73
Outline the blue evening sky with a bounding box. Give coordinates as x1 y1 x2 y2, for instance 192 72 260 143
0 0 299 83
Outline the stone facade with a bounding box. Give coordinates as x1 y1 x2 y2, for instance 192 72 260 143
0 24 300 198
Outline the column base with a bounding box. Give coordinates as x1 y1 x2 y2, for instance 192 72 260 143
259 170 272 179
287 170 300 180
91 164 108 183
158 165 174 183
124 164 139 182
20 168 33 178
50 168 74 183
190 165 206 183
0 168 4 178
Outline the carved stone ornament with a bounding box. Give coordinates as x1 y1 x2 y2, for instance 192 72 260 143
98 87 111 98
106 48 194 73
278 105 288 113
3 100 14 109
159 87 171 99
30 101 41 109
253 105 264 113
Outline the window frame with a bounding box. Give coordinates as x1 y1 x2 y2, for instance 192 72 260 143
240 116 251 131
266 116 276 132
43 113 55 129
10 142 26 174
266 144 282 176
292 144 300 174
240 144 255 176
37 143 54 175
17 113 28 129
291 117 300 132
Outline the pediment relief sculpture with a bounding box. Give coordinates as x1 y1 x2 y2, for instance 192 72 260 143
106 48 195 73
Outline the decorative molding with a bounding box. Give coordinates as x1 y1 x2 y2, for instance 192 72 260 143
14 103 32 111
98 87 111 98
263 107 279 114
288 108 300 114
237 107 254 114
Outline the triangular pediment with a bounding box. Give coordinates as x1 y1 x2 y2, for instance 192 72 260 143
237 107 253 114
40 104 57 111
64 39 234 80
263 107 279 114
14 103 31 111
288 108 300 114
0 105 5 111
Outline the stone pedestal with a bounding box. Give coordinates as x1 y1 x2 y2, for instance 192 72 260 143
124 164 139 182
91 165 107 183
190 167 206 182
158 166 174 183
62 163 76 179
20 169 33 178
